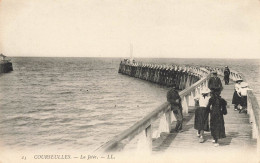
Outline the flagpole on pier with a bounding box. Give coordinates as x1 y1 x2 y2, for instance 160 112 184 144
130 43 133 64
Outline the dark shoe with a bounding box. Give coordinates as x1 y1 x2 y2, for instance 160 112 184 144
234 105 238 111
178 129 184 133
240 109 247 114
170 129 178 133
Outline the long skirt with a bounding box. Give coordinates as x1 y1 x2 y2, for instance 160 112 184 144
210 112 226 139
241 96 247 107
194 107 209 131
232 91 241 105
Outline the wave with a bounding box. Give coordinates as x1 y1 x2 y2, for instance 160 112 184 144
77 124 94 129
58 91 73 95
59 118 73 123
3 116 32 123
27 108 56 114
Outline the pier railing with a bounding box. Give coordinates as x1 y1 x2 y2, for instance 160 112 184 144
96 74 211 153
97 63 259 155
217 67 260 156
247 90 260 156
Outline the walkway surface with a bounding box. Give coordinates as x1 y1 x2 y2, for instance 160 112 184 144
152 80 257 161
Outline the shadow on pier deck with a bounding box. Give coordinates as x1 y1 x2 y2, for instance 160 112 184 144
152 81 257 154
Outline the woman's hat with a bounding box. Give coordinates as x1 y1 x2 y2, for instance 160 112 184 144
241 82 248 88
235 79 243 83
201 88 211 94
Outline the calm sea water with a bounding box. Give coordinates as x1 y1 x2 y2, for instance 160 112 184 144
0 57 259 151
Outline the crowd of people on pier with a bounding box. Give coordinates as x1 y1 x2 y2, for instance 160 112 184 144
167 68 251 147
167 70 227 146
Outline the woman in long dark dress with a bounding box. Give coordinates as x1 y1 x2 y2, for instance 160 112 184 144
232 79 243 111
207 93 227 147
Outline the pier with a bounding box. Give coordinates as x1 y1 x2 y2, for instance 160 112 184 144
96 61 260 161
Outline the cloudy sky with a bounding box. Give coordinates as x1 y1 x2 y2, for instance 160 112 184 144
0 0 260 58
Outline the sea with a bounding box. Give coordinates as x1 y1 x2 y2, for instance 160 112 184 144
0 57 259 152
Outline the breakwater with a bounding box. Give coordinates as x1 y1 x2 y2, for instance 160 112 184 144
0 61 13 73
118 60 209 90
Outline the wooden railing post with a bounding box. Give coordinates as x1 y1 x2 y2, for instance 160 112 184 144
145 125 152 150
189 90 195 106
181 96 189 114
195 87 199 97
157 109 172 134
165 110 172 132
246 90 260 160
182 95 189 114
136 126 152 153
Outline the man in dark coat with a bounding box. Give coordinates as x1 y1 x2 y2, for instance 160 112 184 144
224 66 230 85
167 84 183 132
208 71 223 96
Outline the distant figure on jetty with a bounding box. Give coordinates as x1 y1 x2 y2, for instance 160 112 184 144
207 93 227 147
224 66 230 85
208 71 223 96
194 88 211 143
167 84 183 132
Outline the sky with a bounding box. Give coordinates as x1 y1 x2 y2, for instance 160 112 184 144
0 0 260 58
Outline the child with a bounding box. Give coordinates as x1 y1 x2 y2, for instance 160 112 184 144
194 88 211 143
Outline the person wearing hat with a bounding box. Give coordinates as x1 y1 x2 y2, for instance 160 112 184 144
194 88 211 143
238 82 252 113
207 92 227 147
167 84 183 132
232 79 243 111
224 66 230 85
208 71 223 96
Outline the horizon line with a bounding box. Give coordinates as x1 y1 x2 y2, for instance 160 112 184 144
6 56 260 60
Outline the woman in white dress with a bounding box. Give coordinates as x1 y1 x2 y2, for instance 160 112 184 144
238 82 252 113
194 88 211 143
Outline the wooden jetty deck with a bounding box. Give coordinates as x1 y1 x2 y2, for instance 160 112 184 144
152 80 257 155
97 63 260 162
